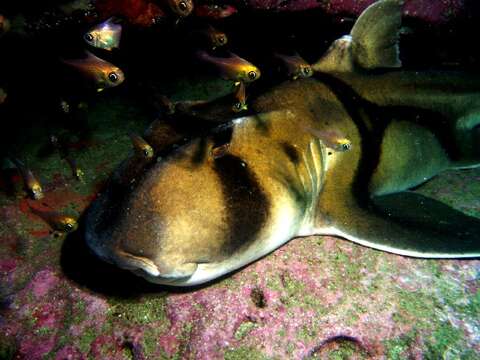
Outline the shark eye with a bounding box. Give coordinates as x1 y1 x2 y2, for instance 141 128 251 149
108 72 118 82
248 71 257 80
341 143 351 151
84 33 94 42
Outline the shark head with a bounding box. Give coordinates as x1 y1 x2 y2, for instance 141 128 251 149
85 111 319 286
85 139 238 286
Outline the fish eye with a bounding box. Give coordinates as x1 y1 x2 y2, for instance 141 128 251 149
178 1 188 11
108 72 118 82
248 71 256 80
65 223 73 230
303 67 311 76
342 143 351 151
143 149 151 157
233 102 242 111
218 36 226 44
84 33 94 42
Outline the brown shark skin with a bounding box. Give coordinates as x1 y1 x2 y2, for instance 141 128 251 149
84 71 469 285
329 70 480 158
86 65 480 285
84 2 480 285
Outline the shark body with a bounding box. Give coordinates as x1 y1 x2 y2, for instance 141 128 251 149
85 0 480 286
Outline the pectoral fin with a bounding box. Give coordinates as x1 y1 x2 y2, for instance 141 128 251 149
319 192 480 258
350 0 403 69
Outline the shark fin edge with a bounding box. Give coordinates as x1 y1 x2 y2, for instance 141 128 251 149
315 192 480 259
312 0 404 74
350 0 404 70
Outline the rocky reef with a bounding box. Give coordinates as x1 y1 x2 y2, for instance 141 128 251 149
0 0 479 358
0 88 479 359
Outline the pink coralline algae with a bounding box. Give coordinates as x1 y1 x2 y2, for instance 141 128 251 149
28 269 60 299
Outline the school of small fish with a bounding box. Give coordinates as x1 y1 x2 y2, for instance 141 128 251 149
0 4 342 238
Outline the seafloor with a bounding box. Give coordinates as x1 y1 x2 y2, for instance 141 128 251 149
0 77 479 359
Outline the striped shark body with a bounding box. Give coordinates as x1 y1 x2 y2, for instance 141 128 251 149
85 0 480 286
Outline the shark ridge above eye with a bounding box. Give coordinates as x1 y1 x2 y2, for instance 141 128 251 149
85 0 480 286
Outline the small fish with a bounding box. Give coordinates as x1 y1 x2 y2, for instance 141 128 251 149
66 156 85 181
59 99 70 114
167 0 194 18
274 52 312 80
196 50 261 84
48 134 61 152
305 127 352 152
173 99 210 117
49 134 84 181
0 14 10 37
29 205 78 233
194 4 237 19
232 81 247 113
8 156 44 200
130 133 154 159
62 51 125 92
154 94 176 116
192 24 228 49
0 88 7 105
84 17 122 51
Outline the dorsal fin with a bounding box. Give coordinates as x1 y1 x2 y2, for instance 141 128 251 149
312 0 404 73
350 0 404 69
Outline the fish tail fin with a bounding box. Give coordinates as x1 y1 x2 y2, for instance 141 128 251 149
106 16 122 24
196 50 210 61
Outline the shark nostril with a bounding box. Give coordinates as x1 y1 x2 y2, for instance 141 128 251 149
114 249 199 281
115 250 160 276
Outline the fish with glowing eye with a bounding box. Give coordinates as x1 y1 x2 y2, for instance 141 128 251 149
84 17 122 51
62 51 125 92
196 50 261 85
129 133 154 159
232 81 247 113
28 205 78 233
304 127 352 152
8 156 44 200
191 24 228 49
273 52 312 80
166 0 194 18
